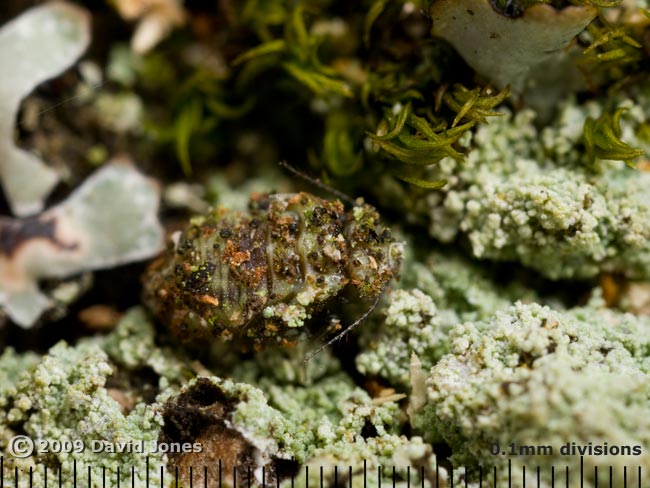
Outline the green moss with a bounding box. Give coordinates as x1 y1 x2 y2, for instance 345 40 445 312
584 107 644 167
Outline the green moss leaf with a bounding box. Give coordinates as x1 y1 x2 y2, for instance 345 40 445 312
583 108 644 167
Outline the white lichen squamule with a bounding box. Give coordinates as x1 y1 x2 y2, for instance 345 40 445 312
0 160 164 327
0 2 91 217
430 0 596 93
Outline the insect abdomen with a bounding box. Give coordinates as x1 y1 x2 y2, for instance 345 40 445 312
142 192 402 346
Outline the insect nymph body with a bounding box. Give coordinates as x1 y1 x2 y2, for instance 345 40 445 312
143 192 403 346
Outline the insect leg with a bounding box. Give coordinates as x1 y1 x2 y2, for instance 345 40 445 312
304 290 384 362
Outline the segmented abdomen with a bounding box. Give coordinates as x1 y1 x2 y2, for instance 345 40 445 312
142 192 401 346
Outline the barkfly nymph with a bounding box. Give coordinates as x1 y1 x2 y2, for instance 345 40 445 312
142 174 403 356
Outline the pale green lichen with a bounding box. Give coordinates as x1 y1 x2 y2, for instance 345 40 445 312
402 250 538 322
356 289 450 388
225 344 406 464
356 248 539 389
0 308 193 487
1 306 413 485
0 342 167 487
0 349 39 393
227 340 343 387
410 82 650 279
161 363 409 486
411 301 650 487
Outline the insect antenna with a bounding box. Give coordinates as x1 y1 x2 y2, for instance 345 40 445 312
304 291 384 362
279 161 357 207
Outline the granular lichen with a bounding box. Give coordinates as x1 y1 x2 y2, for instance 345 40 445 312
355 248 540 389
1 304 411 486
356 289 450 388
402 249 537 322
0 308 193 487
401 83 650 279
0 342 167 486
411 301 650 486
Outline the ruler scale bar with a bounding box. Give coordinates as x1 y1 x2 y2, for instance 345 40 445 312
0 457 649 487
508 458 511 488
551 465 554 488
